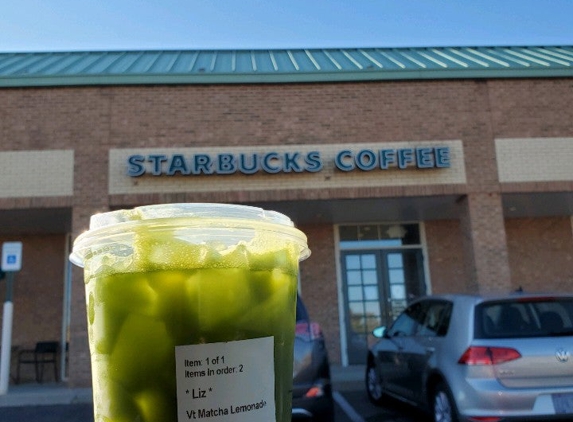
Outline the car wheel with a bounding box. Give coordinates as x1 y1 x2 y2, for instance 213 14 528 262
365 357 384 405
432 382 458 422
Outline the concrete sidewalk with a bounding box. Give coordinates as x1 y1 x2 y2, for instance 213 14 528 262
0 383 92 408
0 365 366 408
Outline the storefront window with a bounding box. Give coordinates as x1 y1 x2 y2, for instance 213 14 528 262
339 223 420 248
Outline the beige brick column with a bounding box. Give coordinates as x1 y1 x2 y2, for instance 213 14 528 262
68 205 110 387
66 88 113 387
298 223 340 364
459 192 512 294
454 80 512 294
67 209 98 388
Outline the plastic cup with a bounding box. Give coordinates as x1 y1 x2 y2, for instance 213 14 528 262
70 203 310 422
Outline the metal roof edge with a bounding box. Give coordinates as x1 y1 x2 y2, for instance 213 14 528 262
2 45 573 87
1 67 571 88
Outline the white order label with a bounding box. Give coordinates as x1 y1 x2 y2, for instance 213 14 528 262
175 336 275 421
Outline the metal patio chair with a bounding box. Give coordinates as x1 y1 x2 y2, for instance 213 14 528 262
16 341 59 384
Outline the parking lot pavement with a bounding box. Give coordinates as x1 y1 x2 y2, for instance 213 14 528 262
336 390 431 422
0 393 430 422
0 403 93 422
0 365 431 422
0 400 429 422
331 365 431 422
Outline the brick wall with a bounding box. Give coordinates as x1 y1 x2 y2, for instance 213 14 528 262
0 234 65 383
424 220 468 294
2 79 571 151
506 217 573 292
0 77 572 381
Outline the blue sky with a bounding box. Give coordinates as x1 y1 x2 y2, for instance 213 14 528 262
1 0 572 52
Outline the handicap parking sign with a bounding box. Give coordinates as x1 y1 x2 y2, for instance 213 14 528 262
1 242 22 272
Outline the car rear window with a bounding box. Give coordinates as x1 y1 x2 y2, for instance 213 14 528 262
474 297 573 339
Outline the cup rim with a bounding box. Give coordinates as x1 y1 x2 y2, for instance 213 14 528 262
69 203 310 267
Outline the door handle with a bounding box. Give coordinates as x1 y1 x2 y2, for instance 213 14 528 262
425 347 435 354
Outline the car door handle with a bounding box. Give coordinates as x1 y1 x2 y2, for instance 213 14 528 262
425 347 435 354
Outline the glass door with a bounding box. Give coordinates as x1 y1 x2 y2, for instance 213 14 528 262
341 249 426 364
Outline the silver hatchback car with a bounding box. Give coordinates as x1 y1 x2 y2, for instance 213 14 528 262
366 293 573 422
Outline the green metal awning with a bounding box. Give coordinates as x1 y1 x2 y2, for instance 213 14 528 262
0 46 572 87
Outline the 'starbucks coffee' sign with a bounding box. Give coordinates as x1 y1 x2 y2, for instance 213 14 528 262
127 146 450 177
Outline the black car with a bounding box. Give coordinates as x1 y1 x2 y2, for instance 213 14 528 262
292 295 335 421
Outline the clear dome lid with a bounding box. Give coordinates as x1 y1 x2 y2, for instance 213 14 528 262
70 203 310 267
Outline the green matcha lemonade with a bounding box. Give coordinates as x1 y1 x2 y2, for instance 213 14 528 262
70 203 310 422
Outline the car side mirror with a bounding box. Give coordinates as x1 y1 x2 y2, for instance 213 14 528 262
372 326 387 338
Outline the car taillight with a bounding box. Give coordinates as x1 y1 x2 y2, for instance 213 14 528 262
309 322 323 339
304 385 325 398
295 322 323 340
458 346 521 365
468 417 502 422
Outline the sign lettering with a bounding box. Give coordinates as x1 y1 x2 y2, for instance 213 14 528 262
127 147 450 177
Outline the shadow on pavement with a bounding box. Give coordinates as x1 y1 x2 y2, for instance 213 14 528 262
0 404 94 422
339 390 432 422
